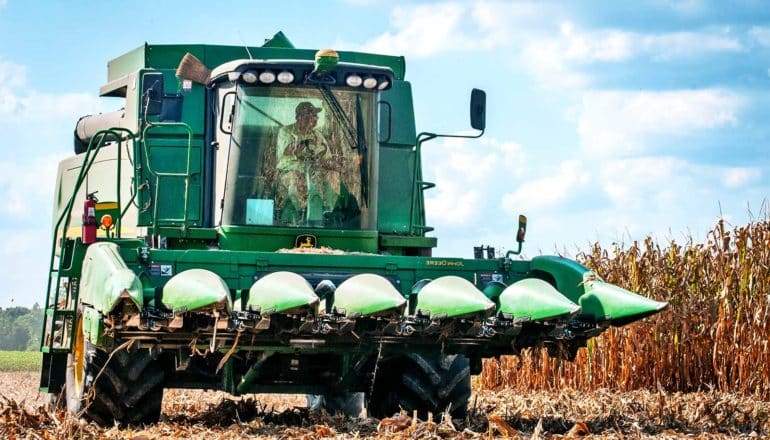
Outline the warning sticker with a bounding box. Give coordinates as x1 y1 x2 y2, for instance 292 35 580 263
149 264 174 277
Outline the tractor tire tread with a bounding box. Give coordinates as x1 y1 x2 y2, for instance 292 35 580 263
126 350 154 382
67 342 164 427
369 354 471 420
124 368 164 408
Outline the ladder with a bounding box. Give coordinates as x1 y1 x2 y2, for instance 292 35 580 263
39 128 135 392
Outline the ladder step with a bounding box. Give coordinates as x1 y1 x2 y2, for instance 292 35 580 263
45 309 76 318
40 346 71 354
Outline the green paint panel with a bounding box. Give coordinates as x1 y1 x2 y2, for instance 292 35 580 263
162 269 232 313
137 134 203 227
82 306 104 345
581 280 668 325
333 274 407 317
218 226 379 253
378 81 418 234
414 276 495 319
498 278 580 321
108 43 406 82
248 271 320 315
79 242 143 313
529 255 591 304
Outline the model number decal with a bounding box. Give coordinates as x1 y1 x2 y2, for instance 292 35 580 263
425 260 464 267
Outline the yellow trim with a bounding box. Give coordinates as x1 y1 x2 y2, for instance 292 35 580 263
64 226 137 239
96 202 119 210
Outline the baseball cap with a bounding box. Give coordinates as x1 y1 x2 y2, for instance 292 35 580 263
295 101 322 116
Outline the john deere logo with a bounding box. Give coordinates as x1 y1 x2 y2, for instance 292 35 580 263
295 234 317 248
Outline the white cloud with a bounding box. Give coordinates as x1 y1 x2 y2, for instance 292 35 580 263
721 167 762 189
0 227 51 307
0 153 67 217
641 31 743 60
0 59 25 87
518 23 742 89
501 160 592 213
749 26 770 47
0 57 103 121
361 3 473 58
360 2 743 90
425 137 526 226
598 156 690 211
470 1 563 49
577 89 744 157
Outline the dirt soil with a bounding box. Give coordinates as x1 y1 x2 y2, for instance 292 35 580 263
2 372 769 439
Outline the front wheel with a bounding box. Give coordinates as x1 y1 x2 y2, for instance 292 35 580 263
66 316 165 426
368 353 471 420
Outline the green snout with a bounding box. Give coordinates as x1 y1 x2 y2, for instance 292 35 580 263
413 276 495 319
248 271 320 315
580 280 668 326
162 269 232 314
79 242 143 314
333 274 407 318
498 278 581 322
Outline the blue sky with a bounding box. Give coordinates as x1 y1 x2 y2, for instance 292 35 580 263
0 1 768 307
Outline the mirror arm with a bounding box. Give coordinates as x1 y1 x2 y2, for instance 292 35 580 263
416 129 484 146
505 242 523 258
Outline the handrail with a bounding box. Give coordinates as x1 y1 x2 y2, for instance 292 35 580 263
140 122 194 239
407 133 436 235
41 128 136 351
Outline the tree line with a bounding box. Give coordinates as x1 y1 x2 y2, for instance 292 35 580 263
0 304 43 351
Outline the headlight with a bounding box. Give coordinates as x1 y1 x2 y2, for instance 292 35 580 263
377 80 390 90
345 74 363 87
363 76 378 89
242 70 258 83
277 70 294 84
259 71 276 84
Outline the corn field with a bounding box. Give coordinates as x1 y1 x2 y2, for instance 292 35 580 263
481 219 770 399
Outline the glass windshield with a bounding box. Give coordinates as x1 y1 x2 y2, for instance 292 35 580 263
221 85 375 229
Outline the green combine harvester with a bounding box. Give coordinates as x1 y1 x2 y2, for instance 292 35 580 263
40 32 667 425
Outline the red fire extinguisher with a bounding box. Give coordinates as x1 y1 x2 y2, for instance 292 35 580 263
82 192 98 244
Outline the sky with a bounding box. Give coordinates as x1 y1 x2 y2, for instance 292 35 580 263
0 1 768 307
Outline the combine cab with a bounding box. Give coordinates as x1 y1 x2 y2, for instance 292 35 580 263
40 32 667 425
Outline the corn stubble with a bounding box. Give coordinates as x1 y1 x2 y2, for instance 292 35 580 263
482 219 770 398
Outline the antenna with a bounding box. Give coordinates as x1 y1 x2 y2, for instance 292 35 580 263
238 31 254 59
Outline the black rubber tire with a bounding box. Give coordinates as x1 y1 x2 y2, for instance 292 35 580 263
368 353 471 420
307 392 365 417
66 341 165 426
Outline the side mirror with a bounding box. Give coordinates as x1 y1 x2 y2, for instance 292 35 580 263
470 88 486 131
516 214 527 243
141 72 165 116
506 214 527 258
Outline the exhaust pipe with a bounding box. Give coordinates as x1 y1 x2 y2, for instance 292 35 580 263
74 109 128 153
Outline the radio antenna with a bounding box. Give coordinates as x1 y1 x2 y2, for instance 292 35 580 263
238 31 254 59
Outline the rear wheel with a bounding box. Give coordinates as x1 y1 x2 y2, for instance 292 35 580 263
66 316 165 426
368 353 471 420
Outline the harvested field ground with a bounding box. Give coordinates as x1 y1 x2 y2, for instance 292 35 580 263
2 372 768 439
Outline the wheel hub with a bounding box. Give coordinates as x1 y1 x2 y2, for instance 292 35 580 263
72 316 85 394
